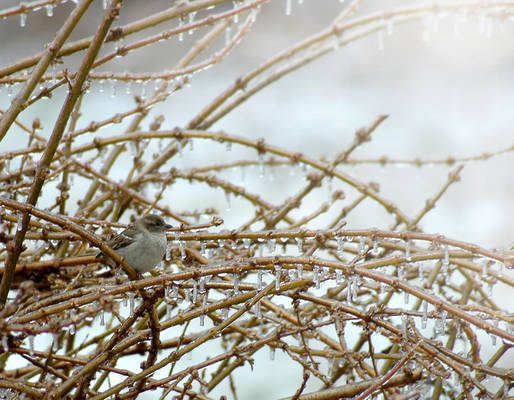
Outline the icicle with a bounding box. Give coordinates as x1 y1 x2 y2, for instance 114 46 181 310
269 346 275 361
188 11 197 35
296 237 304 253
256 300 262 318
28 336 34 355
103 0 108 9
110 80 116 98
288 269 296 280
200 240 206 256
175 234 186 260
233 274 240 295
336 236 344 256
122 294 128 308
225 25 232 46
358 237 366 255
100 309 105 326
166 301 172 319
293 263 301 279
128 292 135 314
336 269 342 284
275 265 281 290
20 13 27 27
225 190 231 211
402 314 408 337
313 265 320 289
1 336 8 351
404 290 409 305
371 239 379 256
351 276 358 301
125 80 132 95
200 295 207 326
243 238 251 249
45 4 54 17
222 306 229 319
422 301 428 329
387 18 394 36
266 238 276 254
258 153 265 178
285 0 292 16
199 277 206 293
404 239 411 261
165 242 172 261
435 310 447 334
192 280 198 303
184 288 191 303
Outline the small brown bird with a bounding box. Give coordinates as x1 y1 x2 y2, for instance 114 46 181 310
100 214 172 273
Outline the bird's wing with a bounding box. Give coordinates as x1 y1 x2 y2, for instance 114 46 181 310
107 225 140 251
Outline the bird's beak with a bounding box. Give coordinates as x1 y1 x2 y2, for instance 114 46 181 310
165 223 173 230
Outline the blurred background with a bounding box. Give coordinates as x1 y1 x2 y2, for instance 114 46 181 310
1 1 513 398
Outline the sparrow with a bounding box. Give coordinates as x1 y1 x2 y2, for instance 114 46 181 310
100 214 172 273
